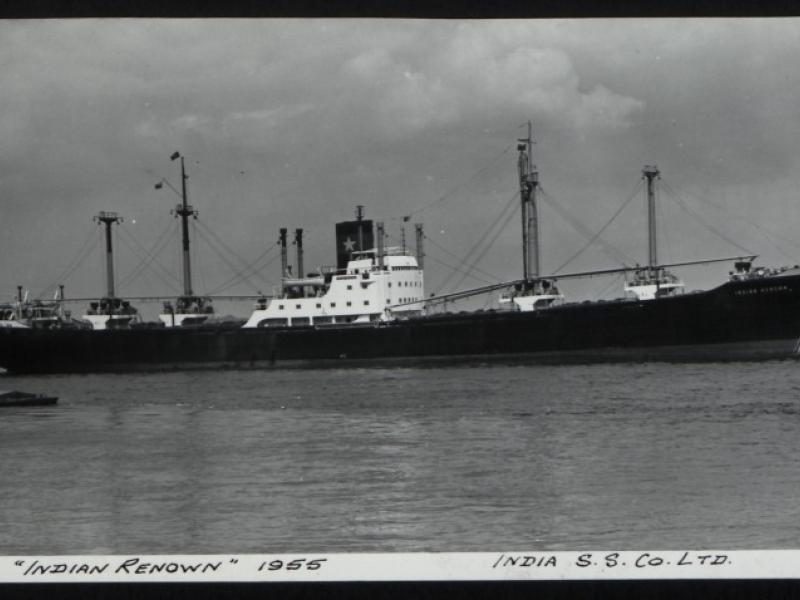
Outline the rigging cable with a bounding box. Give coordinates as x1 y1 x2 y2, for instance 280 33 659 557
206 247 281 296
116 226 182 294
659 181 754 256
194 219 274 289
657 182 675 266
415 247 496 289
446 197 521 294
423 233 498 283
35 224 100 299
661 179 799 262
192 220 207 294
433 191 519 295
116 219 182 292
404 143 515 219
540 181 641 275
193 226 267 293
383 232 496 288
594 272 625 300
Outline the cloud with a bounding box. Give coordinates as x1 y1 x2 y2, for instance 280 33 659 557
2 19 800 301
339 25 644 139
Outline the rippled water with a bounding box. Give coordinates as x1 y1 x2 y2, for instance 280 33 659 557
1 359 800 553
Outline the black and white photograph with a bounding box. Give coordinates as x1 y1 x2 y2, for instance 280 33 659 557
2 16 800 575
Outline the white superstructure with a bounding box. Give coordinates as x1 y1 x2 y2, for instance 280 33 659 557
624 267 684 301
0 289 86 330
0 303 29 328
499 280 565 312
83 297 141 330
159 296 214 327
244 248 424 328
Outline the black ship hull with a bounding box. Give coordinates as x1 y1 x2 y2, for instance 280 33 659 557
2 273 800 374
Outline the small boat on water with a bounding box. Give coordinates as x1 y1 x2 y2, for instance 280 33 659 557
0 390 58 407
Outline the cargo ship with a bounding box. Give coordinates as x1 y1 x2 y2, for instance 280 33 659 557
1 128 799 374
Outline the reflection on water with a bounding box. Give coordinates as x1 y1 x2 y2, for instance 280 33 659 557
1 361 800 553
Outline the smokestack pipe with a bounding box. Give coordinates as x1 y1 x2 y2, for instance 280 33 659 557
415 223 424 270
279 228 288 279
356 205 364 252
294 228 304 279
376 222 385 269
294 228 304 297
16 285 22 320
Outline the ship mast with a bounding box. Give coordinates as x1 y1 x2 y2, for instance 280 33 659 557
643 164 660 274
93 211 122 299
171 151 197 297
517 121 540 282
154 150 214 326
623 164 682 301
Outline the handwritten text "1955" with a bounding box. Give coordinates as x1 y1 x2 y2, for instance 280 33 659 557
257 558 328 572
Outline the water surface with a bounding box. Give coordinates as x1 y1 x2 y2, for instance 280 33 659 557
1 360 799 553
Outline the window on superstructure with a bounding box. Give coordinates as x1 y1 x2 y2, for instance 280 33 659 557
278 304 284 310
347 285 352 290
316 303 321 308
364 300 369 306
296 304 301 309
258 317 288 327
330 302 336 307
346 301 352 307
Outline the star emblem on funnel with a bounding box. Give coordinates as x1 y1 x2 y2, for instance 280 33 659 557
343 237 356 251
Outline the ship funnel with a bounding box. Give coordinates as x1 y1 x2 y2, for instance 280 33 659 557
335 210 374 270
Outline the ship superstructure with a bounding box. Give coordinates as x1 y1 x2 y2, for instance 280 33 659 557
244 213 424 328
0 285 86 330
2 125 800 373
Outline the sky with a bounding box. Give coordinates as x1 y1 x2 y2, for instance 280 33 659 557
3 18 800 317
